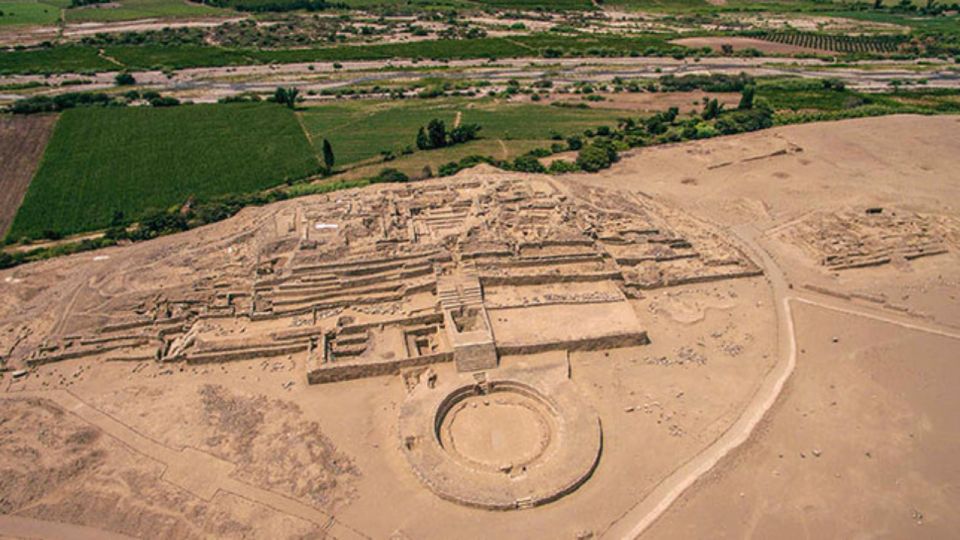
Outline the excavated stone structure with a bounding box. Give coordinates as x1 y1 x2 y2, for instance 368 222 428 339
15 170 763 510
776 207 958 271
24 172 759 380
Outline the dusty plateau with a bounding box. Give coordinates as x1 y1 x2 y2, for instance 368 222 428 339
1 114 959 539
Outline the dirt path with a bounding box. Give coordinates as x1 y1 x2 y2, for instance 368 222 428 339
792 296 960 340
3 230 105 254
0 515 135 540
0 114 57 239
1 389 369 540
97 49 124 67
293 112 324 169
453 110 462 128
604 221 960 539
602 223 797 539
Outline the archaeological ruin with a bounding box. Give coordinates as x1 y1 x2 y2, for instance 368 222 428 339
16 170 764 508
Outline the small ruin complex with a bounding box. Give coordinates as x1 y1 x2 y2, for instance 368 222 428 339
777 208 959 271
17 171 763 508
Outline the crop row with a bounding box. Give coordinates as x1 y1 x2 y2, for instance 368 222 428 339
758 32 906 53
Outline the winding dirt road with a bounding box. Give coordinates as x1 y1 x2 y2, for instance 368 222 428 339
604 223 960 539
602 223 796 539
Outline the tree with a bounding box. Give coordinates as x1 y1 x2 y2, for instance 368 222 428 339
427 119 447 149
115 72 136 86
644 116 667 136
701 97 722 120
149 96 179 107
416 127 430 150
548 160 579 174
714 103 774 135
284 87 299 109
373 168 409 183
321 139 335 173
0 251 17 270
273 87 299 109
512 155 546 174
738 85 755 110
449 123 481 144
576 142 617 173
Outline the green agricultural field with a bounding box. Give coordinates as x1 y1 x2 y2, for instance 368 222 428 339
296 99 625 168
827 9 960 40
473 0 592 9
0 0 66 26
0 45 117 75
462 103 625 140
330 138 552 183
8 103 319 239
298 100 458 167
603 0 830 12
1 33 678 75
104 45 256 71
756 78 863 111
338 0 582 8
64 0 227 22
337 0 472 9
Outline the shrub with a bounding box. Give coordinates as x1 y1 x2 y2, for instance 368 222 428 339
547 160 580 174
822 78 846 91
449 123 481 145
115 72 136 86
130 210 188 241
10 92 119 115
220 93 262 104
695 122 719 139
576 142 617 173
659 72 753 93
372 168 409 183
149 96 180 107
738 85 755 110
513 155 546 174
273 87 300 109
0 251 20 270
438 161 460 176
714 103 774 135
543 47 564 58
428 119 447 148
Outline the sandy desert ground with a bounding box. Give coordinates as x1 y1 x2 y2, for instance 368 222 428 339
1 114 958 539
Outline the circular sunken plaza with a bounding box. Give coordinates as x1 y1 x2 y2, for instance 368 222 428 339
399 372 602 510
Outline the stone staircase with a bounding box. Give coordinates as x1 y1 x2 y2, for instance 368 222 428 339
436 266 497 372
437 266 483 311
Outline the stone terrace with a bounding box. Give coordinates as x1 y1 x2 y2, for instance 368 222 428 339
24 171 761 385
